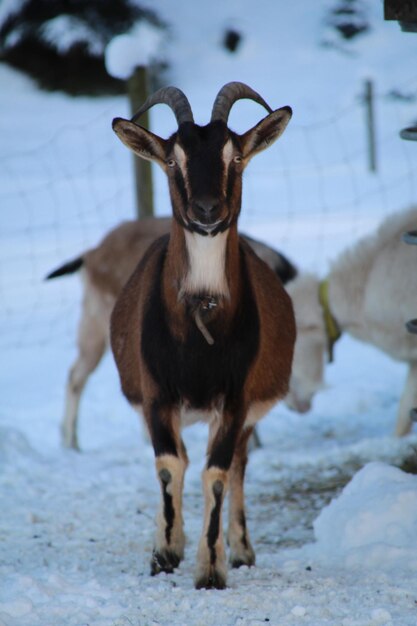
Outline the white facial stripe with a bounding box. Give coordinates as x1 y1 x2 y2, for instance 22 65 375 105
174 144 187 175
173 143 193 200
221 139 237 195
183 230 229 298
222 139 234 167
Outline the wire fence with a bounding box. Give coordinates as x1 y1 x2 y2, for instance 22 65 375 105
1 87 417 350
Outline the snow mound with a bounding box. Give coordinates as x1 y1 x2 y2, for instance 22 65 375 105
105 21 164 80
312 462 417 570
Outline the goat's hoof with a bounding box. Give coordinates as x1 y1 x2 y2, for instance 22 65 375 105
229 541 255 569
61 426 80 451
62 436 80 452
230 556 255 569
150 549 180 575
195 568 227 590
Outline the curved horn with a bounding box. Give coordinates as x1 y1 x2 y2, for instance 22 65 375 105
211 81 273 123
131 86 194 126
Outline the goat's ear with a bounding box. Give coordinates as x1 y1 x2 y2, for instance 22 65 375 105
112 118 167 166
240 106 292 161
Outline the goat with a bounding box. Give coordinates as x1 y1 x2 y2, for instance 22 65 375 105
46 217 297 451
285 206 417 437
109 82 295 589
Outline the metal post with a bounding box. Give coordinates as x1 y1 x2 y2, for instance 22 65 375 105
364 79 377 173
127 66 154 218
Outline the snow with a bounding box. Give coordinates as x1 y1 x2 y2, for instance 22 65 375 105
0 6 106 55
105 21 165 80
40 15 105 56
310 462 417 570
0 0 21 25
2 0 417 624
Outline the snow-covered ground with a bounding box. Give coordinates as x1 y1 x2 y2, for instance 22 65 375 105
1 1 417 624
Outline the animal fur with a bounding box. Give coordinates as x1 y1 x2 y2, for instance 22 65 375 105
46 217 296 450
108 83 296 588
285 206 417 436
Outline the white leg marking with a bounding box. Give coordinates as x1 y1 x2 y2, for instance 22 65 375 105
151 454 187 575
195 466 228 589
244 399 278 428
228 430 255 568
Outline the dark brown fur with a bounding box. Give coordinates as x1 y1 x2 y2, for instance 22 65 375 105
111 223 295 412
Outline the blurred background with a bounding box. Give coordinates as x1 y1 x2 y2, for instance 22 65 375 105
0 0 416 438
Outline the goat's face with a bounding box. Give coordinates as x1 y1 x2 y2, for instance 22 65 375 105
112 83 292 236
164 121 243 235
285 324 327 413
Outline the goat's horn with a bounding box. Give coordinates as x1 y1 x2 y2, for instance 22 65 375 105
211 81 273 123
131 86 194 125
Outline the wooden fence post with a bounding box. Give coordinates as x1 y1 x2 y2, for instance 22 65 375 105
127 66 154 218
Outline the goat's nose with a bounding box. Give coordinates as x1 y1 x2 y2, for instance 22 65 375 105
193 198 219 223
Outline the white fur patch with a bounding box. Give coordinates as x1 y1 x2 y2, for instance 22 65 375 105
174 144 187 175
183 230 229 297
244 399 278 427
222 139 234 166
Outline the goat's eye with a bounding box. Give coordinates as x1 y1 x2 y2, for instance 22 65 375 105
233 155 243 164
167 159 176 168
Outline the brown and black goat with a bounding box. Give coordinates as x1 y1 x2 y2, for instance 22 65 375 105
46 217 297 451
110 82 296 589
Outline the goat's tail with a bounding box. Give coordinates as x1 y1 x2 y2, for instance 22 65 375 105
275 252 297 285
45 257 84 280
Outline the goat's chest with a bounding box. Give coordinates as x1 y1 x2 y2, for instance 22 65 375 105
141 285 259 409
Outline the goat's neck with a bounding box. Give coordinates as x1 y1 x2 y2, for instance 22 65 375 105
165 220 241 306
327 263 365 333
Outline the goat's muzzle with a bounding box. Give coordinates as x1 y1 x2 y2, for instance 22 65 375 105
189 198 229 235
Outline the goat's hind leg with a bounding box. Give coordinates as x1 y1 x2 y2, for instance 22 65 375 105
146 402 188 575
228 425 256 568
61 306 107 450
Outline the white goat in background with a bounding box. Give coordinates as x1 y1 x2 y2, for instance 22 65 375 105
285 206 417 436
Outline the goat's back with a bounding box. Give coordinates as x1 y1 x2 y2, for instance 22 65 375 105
84 218 171 297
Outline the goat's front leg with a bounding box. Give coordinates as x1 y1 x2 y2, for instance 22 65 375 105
145 401 188 575
227 425 255 568
195 410 244 590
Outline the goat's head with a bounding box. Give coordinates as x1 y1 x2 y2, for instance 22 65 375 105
112 82 292 236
